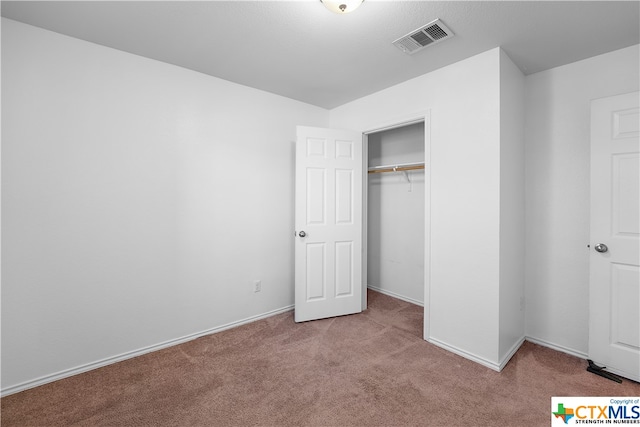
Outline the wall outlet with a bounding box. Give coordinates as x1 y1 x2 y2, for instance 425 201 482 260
254 280 261 293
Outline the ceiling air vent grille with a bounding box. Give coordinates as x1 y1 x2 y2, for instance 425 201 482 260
393 19 454 55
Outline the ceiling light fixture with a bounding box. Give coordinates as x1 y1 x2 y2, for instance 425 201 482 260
320 0 364 14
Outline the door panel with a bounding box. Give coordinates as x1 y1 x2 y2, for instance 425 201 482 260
589 91 640 382
335 241 354 297
295 126 363 322
306 168 326 225
611 264 639 349
612 154 639 236
306 243 326 300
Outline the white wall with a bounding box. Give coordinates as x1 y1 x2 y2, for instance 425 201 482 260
331 48 503 366
525 45 640 356
498 50 525 363
367 123 425 305
6 13 634 392
1 19 328 392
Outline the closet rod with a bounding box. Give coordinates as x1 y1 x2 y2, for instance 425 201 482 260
367 162 425 174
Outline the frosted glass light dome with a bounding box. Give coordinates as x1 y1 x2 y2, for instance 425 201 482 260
320 0 364 14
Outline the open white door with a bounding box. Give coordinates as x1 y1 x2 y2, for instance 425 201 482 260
295 126 363 322
589 91 640 382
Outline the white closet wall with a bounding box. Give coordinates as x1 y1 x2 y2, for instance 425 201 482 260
331 48 525 370
367 123 425 305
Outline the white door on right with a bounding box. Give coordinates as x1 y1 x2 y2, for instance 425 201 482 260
589 91 640 382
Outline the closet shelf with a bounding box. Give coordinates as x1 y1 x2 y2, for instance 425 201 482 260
367 162 425 174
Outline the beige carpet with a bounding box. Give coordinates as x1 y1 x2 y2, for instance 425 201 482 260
2 290 639 426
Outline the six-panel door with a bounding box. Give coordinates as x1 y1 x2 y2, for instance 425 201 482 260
589 92 640 382
294 126 363 322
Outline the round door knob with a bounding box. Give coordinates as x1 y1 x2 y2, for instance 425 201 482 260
298 231 306 237
594 243 608 253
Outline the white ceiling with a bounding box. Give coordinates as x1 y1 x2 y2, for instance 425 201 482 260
2 1 639 109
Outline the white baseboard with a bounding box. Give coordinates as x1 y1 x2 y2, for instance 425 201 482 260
428 336 586 373
1 305 294 397
427 336 525 372
367 285 424 307
428 337 503 372
499 336 526 371
525 336 588 360
2 308 594 397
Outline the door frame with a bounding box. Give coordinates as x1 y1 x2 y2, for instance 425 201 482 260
361 111 431 341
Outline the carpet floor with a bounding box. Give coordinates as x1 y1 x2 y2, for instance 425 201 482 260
2 290 639 426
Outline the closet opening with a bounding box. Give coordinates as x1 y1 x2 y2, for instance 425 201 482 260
363 120 426 338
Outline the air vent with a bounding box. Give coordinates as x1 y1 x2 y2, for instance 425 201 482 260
392 19 454 55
